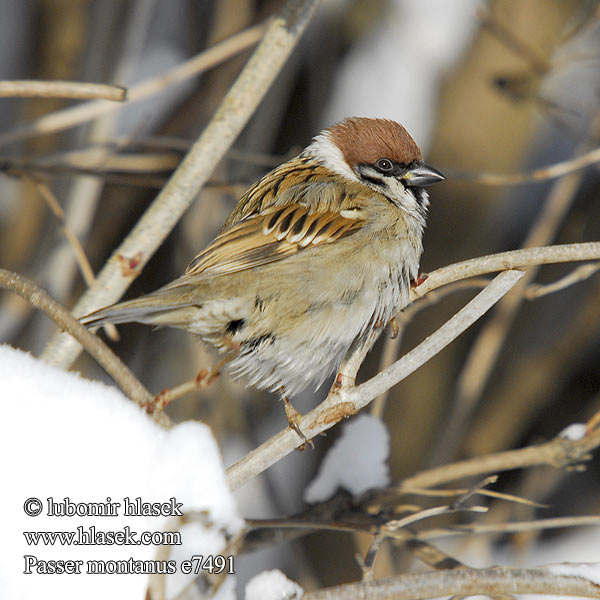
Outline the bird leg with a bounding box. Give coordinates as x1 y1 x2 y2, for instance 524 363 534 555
333 371 355 390
410 272 428 288
388 316 400 339
195 361 224 388
280 388 313 449
151 357 227 411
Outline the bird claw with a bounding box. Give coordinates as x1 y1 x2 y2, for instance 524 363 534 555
410 272 428 288
283 396 313 449
389 316 400 339
195 366 221 387
333 372 354 390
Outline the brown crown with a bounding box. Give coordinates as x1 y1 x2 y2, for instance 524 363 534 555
327 117 422 168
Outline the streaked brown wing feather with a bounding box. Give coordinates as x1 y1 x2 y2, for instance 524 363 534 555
185 203 363 278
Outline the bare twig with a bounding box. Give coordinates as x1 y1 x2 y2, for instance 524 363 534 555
0 21 267 146
478 6 550 75
388 505 488 533
422 515 600 540
36 149 180 173
411 242 600 301
152 359 225 411
41 0 322 368
398 426 600 490
243 511 600 550
33 180 96 287
0 80 126 101
227 243 600 488
427 162 584 466
370 324 405 419
303 564 600 599
399 486 546 508
34 0 160 325
227 271 524 489
0 269 169 425
445 145 600 185
524 262 600 298
362 504 487 582
33 180 120 341
363 482 494 582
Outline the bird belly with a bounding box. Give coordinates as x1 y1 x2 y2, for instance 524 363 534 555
224 251 413 397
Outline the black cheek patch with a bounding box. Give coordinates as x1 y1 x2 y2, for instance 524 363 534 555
226 319 246 335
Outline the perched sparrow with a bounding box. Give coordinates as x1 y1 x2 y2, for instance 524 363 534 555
83 118 443 426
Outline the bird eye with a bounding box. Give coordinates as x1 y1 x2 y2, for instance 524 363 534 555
375 158 393 173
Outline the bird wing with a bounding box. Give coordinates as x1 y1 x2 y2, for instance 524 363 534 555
184 203 364 278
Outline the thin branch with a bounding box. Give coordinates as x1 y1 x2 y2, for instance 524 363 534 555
525 262 600 298
398 426 600 490
227 243 600 488
445 145 600 185
478 6 550 75
410 242 600 301
0 80 126 101
398 486 546 508
362 505 487 582
363 481 493 582
34 181 96 287
0 21 266 146
242 512 600 551
424 515 600 540
0 269 169 426
152 359 224 411
227 271 524 489
41 0 322 368
35 149 180 173
370 321 405 419
303 564 600 599
399 260 599 326
33 180 120 341
387 505 488 533
427 163 584 466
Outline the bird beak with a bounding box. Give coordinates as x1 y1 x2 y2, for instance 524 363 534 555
402 162 445 186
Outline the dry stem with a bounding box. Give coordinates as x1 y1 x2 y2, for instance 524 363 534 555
41 0 322 368
410 242 600 300
428 167 584 465
399 427 600 490
0 80 126 101
226 270 524 489
303 564 600 599
227 241 600 489
447 145 600 185
0 22 266 146
0 269 170 426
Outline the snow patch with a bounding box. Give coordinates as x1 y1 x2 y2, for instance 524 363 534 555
559 423 587 441
245 569 303 600
0 345 243 600
546 562 600 586
304 414 390 503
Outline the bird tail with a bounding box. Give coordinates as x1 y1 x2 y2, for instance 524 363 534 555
81 283 199 329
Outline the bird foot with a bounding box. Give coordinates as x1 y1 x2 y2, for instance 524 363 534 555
283 395 313 450
410 272 428 288
195 365 221 387
388 316 400 339
333 372 355 391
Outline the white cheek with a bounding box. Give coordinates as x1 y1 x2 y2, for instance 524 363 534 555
387 180 422 212
304 132 359 183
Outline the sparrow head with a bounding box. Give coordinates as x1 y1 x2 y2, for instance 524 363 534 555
305 117 444 217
